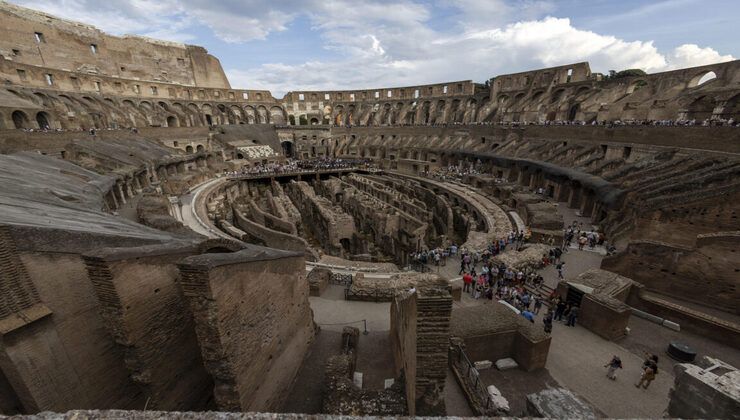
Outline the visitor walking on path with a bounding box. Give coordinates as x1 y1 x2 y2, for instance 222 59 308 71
566 304 579 326
635 354 659 389
604 355 623 380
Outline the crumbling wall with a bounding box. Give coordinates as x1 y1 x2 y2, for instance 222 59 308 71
82 243 213 411
177 247 315 412
602 237 740 315
667 357 740 419
1 227 143 413
390 289 452 416
307 267 331 297
322 327 407 416
285 181 355 255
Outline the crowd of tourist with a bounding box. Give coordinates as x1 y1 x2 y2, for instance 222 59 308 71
318 117 739 129
499 117 738 128
226 157 377 177
422 165 481 182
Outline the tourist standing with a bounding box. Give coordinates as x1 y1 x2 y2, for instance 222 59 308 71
533 295 543 314
543 310 553 333
462 272 473 294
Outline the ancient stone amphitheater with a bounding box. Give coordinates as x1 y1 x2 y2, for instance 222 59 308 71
0 2 739 419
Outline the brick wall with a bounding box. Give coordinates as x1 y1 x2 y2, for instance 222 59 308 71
83 243 212 411
391 289 452 416
177 247 315 412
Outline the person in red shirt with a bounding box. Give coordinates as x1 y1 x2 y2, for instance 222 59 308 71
462 273 473 294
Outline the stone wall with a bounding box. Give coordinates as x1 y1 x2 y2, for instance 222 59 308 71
285 181 355 256
177 247 315 412
390 289 452 416
322 327 407 416
578 293 631 341
82 243 213 411
450 302 551 372
667 357 739 419
602 236 740 315
0 2 229 89
1 228 144 414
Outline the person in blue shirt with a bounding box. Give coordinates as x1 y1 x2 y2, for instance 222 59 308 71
521 310 535 322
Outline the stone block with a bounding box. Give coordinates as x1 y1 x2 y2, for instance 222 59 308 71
527 388 597 419
353 371 363 389
487 386 510 413
384 378 395 389
631 308 663 324
663 319 681 331
495 357 519 370
474 360 493 370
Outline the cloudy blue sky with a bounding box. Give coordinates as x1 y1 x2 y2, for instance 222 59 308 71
9 0 737 96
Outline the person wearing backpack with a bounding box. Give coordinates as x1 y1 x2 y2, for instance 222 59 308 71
635 355 658 389
604 355 623 380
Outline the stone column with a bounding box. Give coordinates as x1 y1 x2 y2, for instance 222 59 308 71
116 183 127 205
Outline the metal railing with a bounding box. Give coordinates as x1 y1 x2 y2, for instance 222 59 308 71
449 342 497 415
329 273 353 286
344 288 396 302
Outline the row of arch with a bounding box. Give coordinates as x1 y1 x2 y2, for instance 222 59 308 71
330 99 480 126
479 69 732 123
0 88 288 130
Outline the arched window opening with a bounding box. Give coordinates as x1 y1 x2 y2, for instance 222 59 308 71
690 71 717 87
36 112 51 129
12 110 30 129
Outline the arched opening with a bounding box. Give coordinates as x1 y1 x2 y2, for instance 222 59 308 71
568 104 580 121
686 95 715 121
689 71 717 88
196 144 205 152
205 114 213 126
35 111 51 129
310 117 319 125
281 141 294 158
166 116 178 127
12 110 30 129
340 238 351 254
288 115 296 125
299 114 308 125
270 106 286 124
550 89 565 103
186 145 194 153
720 93 740 120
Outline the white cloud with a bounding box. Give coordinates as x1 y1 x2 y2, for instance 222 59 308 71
666 44 735 70
7 0 735 97
229 15 734 97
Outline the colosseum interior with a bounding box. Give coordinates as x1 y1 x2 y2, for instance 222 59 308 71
0 2 739 419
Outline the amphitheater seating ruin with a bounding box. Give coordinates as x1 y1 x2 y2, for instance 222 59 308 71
0 2 738 419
